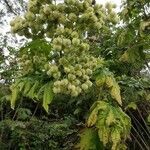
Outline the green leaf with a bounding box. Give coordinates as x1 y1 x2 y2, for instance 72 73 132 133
10 81 22 109
23 80 32 95
147 114 150 123
20 39 51 56
11 87 19 109
18 80 26 91
76 128 104 150
27 81 39 99
42 82 54 113
37 84 46 99
125 102 137 110
74 108 82 115
95 72 106 87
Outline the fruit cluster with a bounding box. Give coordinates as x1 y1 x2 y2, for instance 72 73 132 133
105 2 119 24
18 54 47 75
10 0 116 96
52 57 97 96
18 54 34 75
10 0 118 37
46 64 61 79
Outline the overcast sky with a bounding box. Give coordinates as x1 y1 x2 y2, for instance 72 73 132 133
98 0 121 5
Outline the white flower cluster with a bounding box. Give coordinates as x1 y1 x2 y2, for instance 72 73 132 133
10 0 115 97
10 16 26 35
46 64 61 79
52 63 93 96
105 2 119 24
19 54 47 75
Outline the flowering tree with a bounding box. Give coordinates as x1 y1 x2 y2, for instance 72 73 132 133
1 0 149 149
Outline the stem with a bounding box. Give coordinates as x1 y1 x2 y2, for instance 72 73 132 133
131 125 149 150
30 102 39 121
3 0 17 15
130 132 146 150
137 107 150 135
128 110 150 139
12 98 22 120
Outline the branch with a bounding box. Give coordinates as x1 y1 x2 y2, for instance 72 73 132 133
3 0 17 15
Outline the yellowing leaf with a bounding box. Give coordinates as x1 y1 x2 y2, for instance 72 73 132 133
105 75 122 105
111 83 122 105
43 82 54 113
91 101 130 150
117 143 127 150
87 108 98 127
89 101 108 114
98 127 109 146
106 109 115 126
125 102 137 110
97 101 108 110
88 101 109 127
111 128 121 150
119 51 129 62
106 76 114 88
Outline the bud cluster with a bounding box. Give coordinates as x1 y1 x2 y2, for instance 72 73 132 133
10 0 115 97
18 54 47 75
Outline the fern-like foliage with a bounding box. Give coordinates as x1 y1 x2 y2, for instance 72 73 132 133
27 81 39 99
10 77 54 112
87 101 131 150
